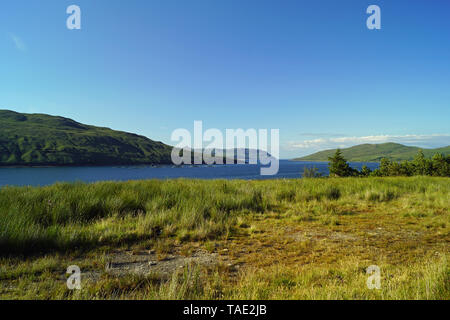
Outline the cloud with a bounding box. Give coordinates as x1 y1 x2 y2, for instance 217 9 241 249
297 133 347 138
8 33 27 52
288 134 450 154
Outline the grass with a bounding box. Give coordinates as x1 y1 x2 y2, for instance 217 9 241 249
0 177 449 299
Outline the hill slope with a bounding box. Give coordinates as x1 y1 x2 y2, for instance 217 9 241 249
294 143 450 162
0 110 173 166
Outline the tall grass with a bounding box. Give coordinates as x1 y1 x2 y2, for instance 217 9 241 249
0 179 271 254
225 255 449 300
1 176 449 300
0 177 448 255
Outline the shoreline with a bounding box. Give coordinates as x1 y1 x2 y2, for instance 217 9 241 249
291 159 381 163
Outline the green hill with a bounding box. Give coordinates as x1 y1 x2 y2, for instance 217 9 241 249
0 110 173 166
294 143 450 162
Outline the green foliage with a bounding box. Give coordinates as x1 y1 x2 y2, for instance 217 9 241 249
295 142 450 162
360 165 372 177
371 150 450 177
414 150 433 175
432 153 450 177
327 149 357 177
302 166 322 178
0 110 173 166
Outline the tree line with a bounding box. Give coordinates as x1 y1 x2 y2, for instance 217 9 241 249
329 149 450 177
302 149 450 177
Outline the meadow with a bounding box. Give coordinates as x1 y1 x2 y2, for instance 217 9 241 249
0 177 449 299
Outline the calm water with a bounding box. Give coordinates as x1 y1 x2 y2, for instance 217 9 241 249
0 160 379 187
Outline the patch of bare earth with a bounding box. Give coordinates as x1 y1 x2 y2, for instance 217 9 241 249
103 249 218 278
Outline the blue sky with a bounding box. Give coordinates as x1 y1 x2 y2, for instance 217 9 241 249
1 0 449 158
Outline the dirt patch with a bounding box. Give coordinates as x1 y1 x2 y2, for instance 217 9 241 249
103 249 219 278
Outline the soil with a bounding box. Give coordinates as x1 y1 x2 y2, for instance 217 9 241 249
103 249 219 278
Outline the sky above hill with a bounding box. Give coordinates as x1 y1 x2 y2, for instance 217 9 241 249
1 0 449 158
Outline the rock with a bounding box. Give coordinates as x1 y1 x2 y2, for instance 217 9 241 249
149 261 157 266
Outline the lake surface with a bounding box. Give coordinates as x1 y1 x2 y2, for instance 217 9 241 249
0 160 379 187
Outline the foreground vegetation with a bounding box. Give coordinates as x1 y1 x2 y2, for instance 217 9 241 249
322 149 450 177
0 177 449 299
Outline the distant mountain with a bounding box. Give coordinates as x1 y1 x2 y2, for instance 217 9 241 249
0 110 275 167
0 110 173 166
293 143 450 162
228 148 274 163
194 148 274 164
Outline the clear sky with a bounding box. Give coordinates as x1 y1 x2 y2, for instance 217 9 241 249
1 0 449 158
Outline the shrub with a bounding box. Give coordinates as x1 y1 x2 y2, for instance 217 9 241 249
302 166 322 178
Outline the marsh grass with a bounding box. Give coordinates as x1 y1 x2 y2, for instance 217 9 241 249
0 177 449 299
226 255 449 300
0 179 256 254
1 177 449 255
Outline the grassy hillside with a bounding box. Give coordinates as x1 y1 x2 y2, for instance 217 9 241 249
294 143 450 162
0 177 449 299
0 110 173 166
